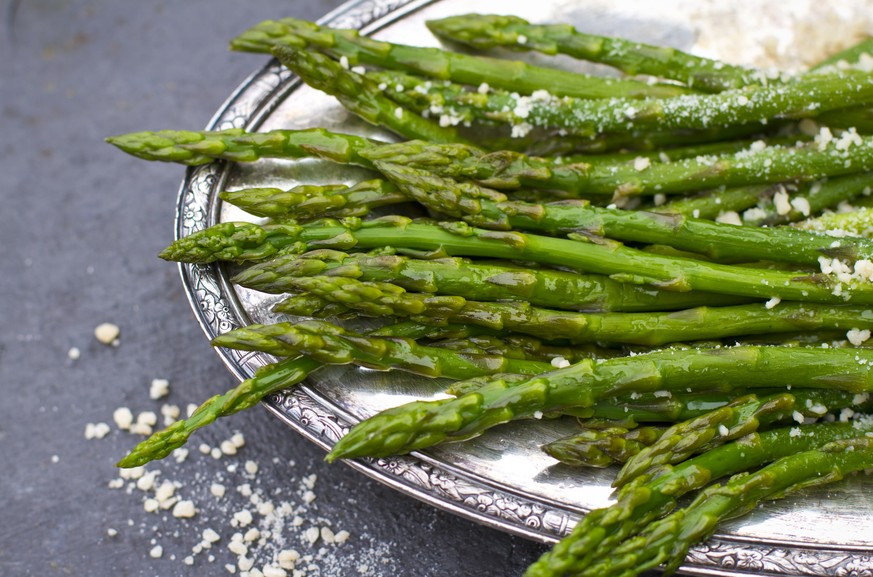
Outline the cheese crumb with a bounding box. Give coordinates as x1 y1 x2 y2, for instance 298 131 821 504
172 500 197 518
339 56 349 70
85 422 111 440
106 528 118 537
773 189 792 215
233 510 254 527
68 347 80 360
477 82 490 94
633 157 651 171
765 297 781 310
789 427 802 438
278 549 300 569
113 407 133 430
304 527 320 545
394 107 403 120
94 323 120 345
517 34 528 44
333 530 350 544
715 211 742 226
550 356 570 368
149 378 170 400
150 545 163 559
847 328 871 346
792 410 805 424
245 460 259 475
718 424 730 436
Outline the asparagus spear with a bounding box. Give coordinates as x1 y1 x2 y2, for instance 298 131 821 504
375 160 873 265
234 249 752 312
325 346 873 461
108 127 871 200
658 173 873 224
231 18 695 99
219 179 408 219
360 131 873 198
210 319 553 378
428 334 618 364
370 64 873 136
160 217 873 305
542 425 664 468
586 436 873 577
798 206 873 238
106 127 379 167
525 420 873 577
118 355 321 467
272 275 873 346
271 46 470 144
426 14 764 92
614 389 872 486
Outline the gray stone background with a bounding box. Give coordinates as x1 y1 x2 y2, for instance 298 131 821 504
0 1 561 575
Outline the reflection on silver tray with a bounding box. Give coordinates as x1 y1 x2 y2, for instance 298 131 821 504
174 0 873 574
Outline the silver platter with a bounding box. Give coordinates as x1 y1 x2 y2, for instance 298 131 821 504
175 0 873 574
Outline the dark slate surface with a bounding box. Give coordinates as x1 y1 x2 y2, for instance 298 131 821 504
0 1 559 575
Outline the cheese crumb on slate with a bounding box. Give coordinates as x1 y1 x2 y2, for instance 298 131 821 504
85 422 111 440
68 347 81 360
150 545 163 559
113 407 134 430
173 500 197 518
150 378 170 400
94 323 120 345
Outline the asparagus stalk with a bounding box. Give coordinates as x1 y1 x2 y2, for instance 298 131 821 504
614 389 872 486
108 127 872 200
234 249 752 312
220 179 408 219
427 334 619 364
426 14 764 92
370 64 873 136
360 132 873 198
325 346 873 461
231 18 695 99
160 217 873 305
375 161 873 265
798 206 873 238
271 46 470 144
525 420 873 577
659 173 873 224
586 437 873 577
272 275 873 346
118 355 321 467
106 127 379 167
210 319 553 378
542 425 664 468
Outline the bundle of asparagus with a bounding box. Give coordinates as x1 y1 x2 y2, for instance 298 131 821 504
108 12 873 577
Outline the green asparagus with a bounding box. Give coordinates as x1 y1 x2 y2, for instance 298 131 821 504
426 14 764 92
160 217 873 305
271 275 873 346
231 18 695 99
525 419 873 577
234 249 751 312
614 389 872 486
271 46 470 144
360 135 873 198
219 179 408 219
585 436 873 577
542 425 664 468
371 64 873 136
326 346 873 461
375 160 873 265
210 319 553 378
